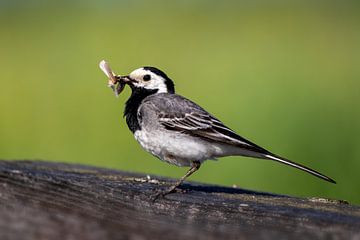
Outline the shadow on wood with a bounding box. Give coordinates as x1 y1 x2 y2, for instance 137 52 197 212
0 160 359 240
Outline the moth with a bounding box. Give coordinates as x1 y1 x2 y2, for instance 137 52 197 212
99 60 125 96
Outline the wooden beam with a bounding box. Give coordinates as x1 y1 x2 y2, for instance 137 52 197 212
0 160 358 239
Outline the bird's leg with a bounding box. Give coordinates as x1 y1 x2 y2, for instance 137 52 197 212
166 161 201 194
152 161 201 201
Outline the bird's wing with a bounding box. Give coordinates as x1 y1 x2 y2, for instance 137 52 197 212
143 94 270 154
160 110 269 152
140 94 336 184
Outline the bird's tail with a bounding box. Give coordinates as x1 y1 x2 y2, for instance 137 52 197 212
263 153 336 184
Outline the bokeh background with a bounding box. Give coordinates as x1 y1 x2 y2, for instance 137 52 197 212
1 0 359 204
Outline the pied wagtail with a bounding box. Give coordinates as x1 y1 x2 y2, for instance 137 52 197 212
99 61 335 199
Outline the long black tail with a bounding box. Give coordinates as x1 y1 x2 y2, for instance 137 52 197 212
263 153 336 184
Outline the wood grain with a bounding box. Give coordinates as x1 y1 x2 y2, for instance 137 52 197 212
0 160 359 240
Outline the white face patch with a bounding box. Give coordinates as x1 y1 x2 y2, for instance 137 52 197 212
129 68 168 93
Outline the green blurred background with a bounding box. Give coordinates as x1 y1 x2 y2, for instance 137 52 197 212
1 0 359 204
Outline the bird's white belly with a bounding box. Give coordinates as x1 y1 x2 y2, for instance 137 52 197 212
134 130 222 167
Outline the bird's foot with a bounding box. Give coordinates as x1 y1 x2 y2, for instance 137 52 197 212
150 186 187 202
150 190 165 202
150 188 174 202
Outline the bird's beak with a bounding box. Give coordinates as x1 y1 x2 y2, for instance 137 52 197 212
119 76 136 85
119 76 131 83
119 75 130 83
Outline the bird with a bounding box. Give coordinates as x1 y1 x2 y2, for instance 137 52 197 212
103 64 336 198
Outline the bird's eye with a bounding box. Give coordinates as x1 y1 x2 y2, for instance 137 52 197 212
143 74 151 81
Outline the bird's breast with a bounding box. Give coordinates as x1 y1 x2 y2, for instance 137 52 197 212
133 129 221 167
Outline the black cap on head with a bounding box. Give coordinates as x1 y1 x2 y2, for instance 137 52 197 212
143 66 175 94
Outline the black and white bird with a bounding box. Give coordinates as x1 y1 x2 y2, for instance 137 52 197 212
101 63 335 198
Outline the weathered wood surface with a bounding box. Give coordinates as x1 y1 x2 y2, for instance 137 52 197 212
0 160 359 240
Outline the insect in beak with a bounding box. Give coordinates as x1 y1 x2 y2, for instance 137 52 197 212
99 60 125 97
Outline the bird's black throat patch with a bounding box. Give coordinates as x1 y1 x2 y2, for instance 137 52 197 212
124 87 158 133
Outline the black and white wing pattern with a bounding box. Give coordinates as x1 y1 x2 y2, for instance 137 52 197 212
161 110 271 153
140 93 336 183
142 93 270 154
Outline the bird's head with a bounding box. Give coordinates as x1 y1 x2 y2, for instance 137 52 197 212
120 67 175 94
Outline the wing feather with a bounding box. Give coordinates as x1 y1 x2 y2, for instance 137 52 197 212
139 94 336 184
159 110 269 154
140 93 270 154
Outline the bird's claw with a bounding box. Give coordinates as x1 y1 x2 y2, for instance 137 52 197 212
150 187 188 202
150 190 165 202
